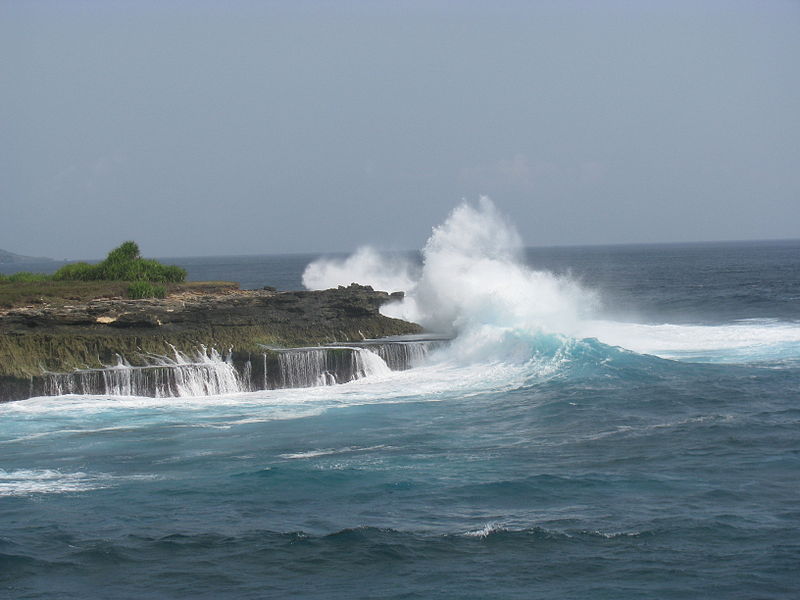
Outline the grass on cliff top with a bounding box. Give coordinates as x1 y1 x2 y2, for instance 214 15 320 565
0 280 239 309
0 240 191 301
0 241 242 307
51 241 188 283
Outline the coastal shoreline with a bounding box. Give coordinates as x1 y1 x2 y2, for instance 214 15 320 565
0 284 422 402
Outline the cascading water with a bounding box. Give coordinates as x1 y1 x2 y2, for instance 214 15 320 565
275 346 392 388
352 347 393 378
344 338 448 370
33 341 434 399
278 349 336 388
373 342 429 370
41 348 245 398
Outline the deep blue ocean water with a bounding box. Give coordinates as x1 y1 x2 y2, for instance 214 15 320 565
2 240 799 599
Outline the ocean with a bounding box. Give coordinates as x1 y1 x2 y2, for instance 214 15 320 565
1 203 799 599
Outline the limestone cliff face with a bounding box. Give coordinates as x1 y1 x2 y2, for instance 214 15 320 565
0 284 421 400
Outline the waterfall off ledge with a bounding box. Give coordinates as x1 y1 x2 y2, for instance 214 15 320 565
22 337 447 399
0 285 428 402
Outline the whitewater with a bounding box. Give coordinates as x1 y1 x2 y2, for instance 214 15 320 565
2 199 798 599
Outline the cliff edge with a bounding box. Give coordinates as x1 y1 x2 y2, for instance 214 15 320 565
0 284 421 400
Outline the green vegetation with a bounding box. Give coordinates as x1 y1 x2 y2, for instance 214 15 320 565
49 262 95 281
127 281 166 299
52 241 187 283
0 242 224 306
1 272 52 283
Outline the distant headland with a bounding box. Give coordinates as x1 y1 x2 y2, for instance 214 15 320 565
0 248 57 264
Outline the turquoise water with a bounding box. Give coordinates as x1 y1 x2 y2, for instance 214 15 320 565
2 239 799 599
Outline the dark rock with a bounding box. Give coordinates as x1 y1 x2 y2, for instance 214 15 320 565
0 286 423 400
109 312 163 328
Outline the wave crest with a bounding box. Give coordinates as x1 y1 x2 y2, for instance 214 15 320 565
305 198 597 366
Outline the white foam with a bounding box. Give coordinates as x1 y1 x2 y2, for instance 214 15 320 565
463 522 507 538
302 198 799 365
353 347 393 378
3 201 797 432
0 469 158 496
279 445 388 460
582 318 800 361
0 357 530 430
303 247 418 293
586 530 643 539
304 197 597 366
0 469 99 496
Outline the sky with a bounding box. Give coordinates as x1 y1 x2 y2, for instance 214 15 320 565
2 0 798 260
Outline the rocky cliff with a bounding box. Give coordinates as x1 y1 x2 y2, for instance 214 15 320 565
0 284 422 401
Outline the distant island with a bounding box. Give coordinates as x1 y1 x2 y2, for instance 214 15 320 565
0 248 56 264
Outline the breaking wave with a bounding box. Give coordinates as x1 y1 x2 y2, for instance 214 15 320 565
304 197 800 366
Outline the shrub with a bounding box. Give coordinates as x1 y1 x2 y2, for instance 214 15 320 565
52 262 99 281
108 259 186 283
158 264 187 283
125 258 168 282
94 241 138 280
127 281 166 299
6 272 51 283
105 241 140 263
53 241 187 283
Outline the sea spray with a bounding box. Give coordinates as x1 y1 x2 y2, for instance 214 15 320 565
304 197 598 365
3 243 798 599
302 247 419 293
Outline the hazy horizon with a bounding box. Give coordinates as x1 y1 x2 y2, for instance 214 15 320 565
4 235 800 265
4 1 798 259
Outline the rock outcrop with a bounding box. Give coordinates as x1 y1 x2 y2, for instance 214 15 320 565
0 284 421 401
